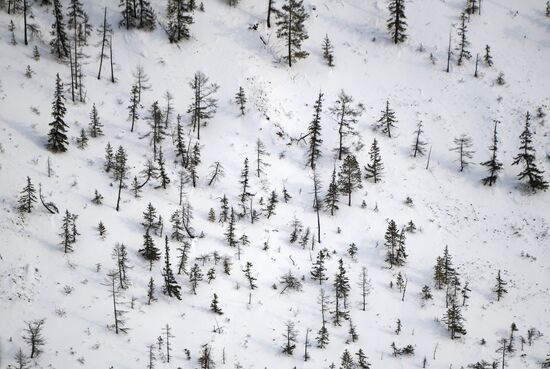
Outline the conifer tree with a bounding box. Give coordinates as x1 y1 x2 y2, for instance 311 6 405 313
166 0 193 43
118 0 135 29
456 12 471 65
139 231 161 270
105 271 128 334
411 121 428 157
98 221 106 238
450 134 475 172
442 296 467 339
338 154 362 206
311 250 328 284
47 74 69 152
493 269 508 301
307 92 323 169
147 277 156 304
322 34 334 66
316 288 330 348
50 0 69 59
239 158 251 211
235 86 246 115
210 293 223 314
59 209 75 253
225 207 237 247
112 243 131 289
189 263 203 294
324 166 340 215
156 146 170 189
242 261 257 290
89 103 104 137
265 190 278 218
329 90 363 160
114 146 128 211
177 241 190 275
187 71 219 140
127 83 140 132
481 120 503 186
332 259 350 325
466 0 479 15
22 319 46 359
364 138 383 183
170 210 184 241
137 0 156 30
255 138 270 177
384 220 403 268
340 349 355 369
207 161 225 186
77 128 88 148
358 266 372 311
96 7 112 80
484 44 493 66
275 0 309 67
512 112 548 191
13 348 30 369
377 100 397 138
18 176 37 214
356 349 371 368
546 1 550 17
33 45 40 60
281 320 298 355
162 236 182 299
387 0 407 44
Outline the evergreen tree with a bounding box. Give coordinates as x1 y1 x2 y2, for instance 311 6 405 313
127 83 140 132
76 128 88 148
383 220 403 268
112 243 131 289
332 259 350 325
137 0 156 30
340 349 355 369
22 319 46 359
59 209 75 253
147 277 156 304
225 207 237 247
411 121 428 157
96 7 112 80
235 86 246 115
465 0 479 15
364 138 383 183
189 263 203 294
316 289 330 348
307 92 323 169
493 269 508 301
356 349 371 368
265 190 278 218
322 34 334 66
281 320 298 355
481 120 503 186
329 90 363 160
162 236 182 299
170 210 184 241
456 12 471 65
50 0 69 59
275 0 309 67
105 271 128 334
98 221 106 238
33 45 40 60
311 250 328 284
377 100 397 138
387 0 407 44
484 44 493 66
511 112 548 191
114 146 128 211
442 296 467 339
324 166 340 215
187 71 219 140
338 154 362 206
156 146 170 189
47 74 69 152
255 138 270 177
210 293 223 314
13 348 30 369
89 103 104 137
242 261 257 290
450 134 475 172
118 0 136 29
139 231 161 270
18 176 37 214
166 0 193 43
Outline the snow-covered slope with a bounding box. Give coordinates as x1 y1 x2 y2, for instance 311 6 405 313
1 0 549 368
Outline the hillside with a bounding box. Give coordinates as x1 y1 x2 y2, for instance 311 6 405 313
1 0 550 368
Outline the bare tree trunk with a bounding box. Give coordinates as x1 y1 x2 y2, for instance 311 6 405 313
98 8 107 79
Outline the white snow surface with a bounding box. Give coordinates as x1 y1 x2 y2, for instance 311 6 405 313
1 0 550 368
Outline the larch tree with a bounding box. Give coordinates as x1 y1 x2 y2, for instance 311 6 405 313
275 0 309 67
377 100 397 138
411 121 427 157
18 176 37 214
329 90 363 160
450 134 474 172
187 71 219 140
456 12 471 65
114 146 128 211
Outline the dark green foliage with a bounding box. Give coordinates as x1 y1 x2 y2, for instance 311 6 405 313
493 269 508 301
324 167 340 215
442 297 467 339
50 0 69 59
364 138 383 183
189 263 203 294
384 220 407 268
332 258 350 325
322 34 334 66
338 154 362 206
456 12 471 65
242 261 257 290
481 120 503 186
512 112 548 191
235 86 246 115
89 103 104 137
376 100 397 138
18 177 37 214
166 0 193 43
275 0 309 67
162 236 182 299
307 92 323 169
387 0 407 44
311 250 328 284
411 121 427 157
47 74 68 152
281 320 298 355
139 231 161 270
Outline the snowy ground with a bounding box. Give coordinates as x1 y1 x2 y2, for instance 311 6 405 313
1 0 549 368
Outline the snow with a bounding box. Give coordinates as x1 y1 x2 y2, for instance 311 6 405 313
1 0 549 368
